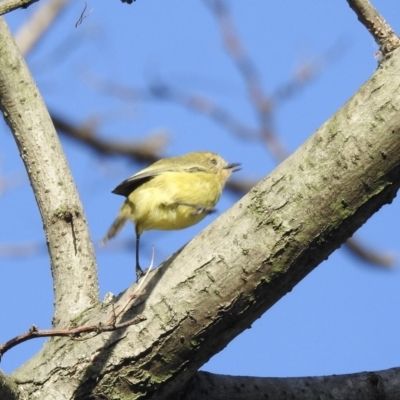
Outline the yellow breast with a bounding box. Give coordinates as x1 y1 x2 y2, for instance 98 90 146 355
122 171 223 234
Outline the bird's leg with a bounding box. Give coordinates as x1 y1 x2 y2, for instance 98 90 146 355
135 231 144 280
173 201 216 216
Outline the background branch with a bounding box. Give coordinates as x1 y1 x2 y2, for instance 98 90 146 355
51 113 167 163
205 0 286 161
14 0 71 56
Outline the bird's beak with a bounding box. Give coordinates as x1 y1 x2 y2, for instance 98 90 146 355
225 162 241 173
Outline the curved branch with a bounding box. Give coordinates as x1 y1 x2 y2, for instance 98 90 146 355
0 291 146 359
0 17 99 326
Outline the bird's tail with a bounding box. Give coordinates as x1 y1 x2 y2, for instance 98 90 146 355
100 215 128 246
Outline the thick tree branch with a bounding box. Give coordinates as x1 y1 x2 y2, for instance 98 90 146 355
174 368 400 400
11 47 400 399
347 0 400 56
0 17 99 326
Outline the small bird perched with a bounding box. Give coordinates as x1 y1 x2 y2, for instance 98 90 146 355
101 151 240 279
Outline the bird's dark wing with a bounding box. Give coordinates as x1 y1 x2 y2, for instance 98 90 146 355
111 164 207 197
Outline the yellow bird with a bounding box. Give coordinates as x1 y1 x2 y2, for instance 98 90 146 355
102 151 240 279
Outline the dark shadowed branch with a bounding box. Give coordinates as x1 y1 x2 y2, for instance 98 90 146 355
172 368 400 400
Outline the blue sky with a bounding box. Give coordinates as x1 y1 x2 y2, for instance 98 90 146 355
1 0 399 378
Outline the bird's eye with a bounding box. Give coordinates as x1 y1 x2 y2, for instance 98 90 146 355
210 158 218 166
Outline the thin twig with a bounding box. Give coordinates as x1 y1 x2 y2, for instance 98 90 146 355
0 249 155 358
347 0 400 57
0 311 146 359
0 286 148 359
75 0 93 28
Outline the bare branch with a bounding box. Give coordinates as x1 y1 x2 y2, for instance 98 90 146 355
88 75 259 141
0 241 46 257
14 0 71 56
0 0 38 16
347 0 400 57
155 87 257 140
345 237 394 267
0 17 99 326
205 0 287 161
0 292 146 359
52 113 167 164
0 254 155 359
